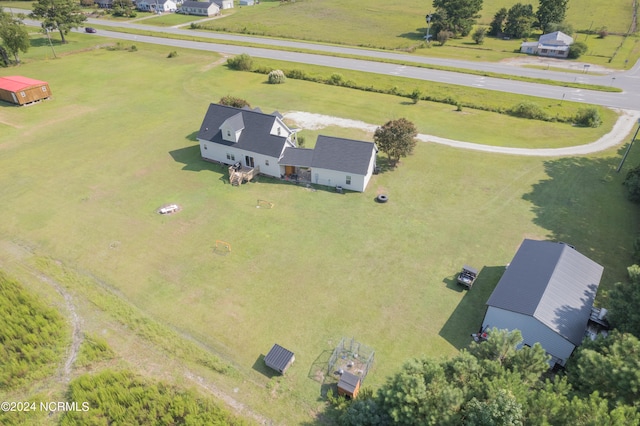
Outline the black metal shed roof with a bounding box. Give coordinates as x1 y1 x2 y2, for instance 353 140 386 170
486 239 603 346
264 344 294 373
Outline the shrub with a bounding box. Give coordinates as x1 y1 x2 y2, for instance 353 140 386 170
597 27 609 38
473 27 487 45
410 88 421 104
167 51 178 58
329 73 344 85
226 53 253 71
437 30 453 46
297 135 306 147
623 165 640 203
568 41 588 59
267 69 286 84
286 69 306 79
219 95 250 108
573 107 602 127
508 101 548 120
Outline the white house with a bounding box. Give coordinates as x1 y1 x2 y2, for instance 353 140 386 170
197 104 378 192
215 0 233 9
180 1 220 16
482 239 603 368
520 31 574 58
136 0 177 12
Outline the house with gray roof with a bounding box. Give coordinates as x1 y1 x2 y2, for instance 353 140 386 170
197 103 377 192
482 239 603 367
520 31 574 58
180 1 220 16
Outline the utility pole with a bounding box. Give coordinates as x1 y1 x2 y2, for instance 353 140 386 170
425 14 432 42
45 27 57 59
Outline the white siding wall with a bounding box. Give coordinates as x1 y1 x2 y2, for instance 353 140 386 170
312 168 366 192
199 140 281 177
483 306 576 366
270 119 291 138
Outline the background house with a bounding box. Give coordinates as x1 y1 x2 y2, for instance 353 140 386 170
136 0 177 12
197 104 377 192
482 239 603 367
520 31 574 58
180 1 220 16
0 76 51 106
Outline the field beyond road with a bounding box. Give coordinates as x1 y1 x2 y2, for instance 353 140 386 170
1 37 639 423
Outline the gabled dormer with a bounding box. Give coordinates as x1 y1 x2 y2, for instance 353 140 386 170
219 112 245 143
269 117 292 139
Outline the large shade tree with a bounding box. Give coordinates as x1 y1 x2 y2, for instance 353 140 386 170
0 7 29 65
373 118 417 167
31 0 86 44
536 0 569 34
431 0 483 37
504 3 536 39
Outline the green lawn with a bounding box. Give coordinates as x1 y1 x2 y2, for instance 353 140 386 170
1 36 639 423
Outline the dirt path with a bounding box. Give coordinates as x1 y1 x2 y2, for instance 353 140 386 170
284 109 640 157
32 272 83 383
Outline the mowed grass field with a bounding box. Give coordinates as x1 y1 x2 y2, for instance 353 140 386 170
196 0 639 68
1 36 639 423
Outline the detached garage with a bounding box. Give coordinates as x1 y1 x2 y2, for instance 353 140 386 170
0 76 52 106
482 239 603 368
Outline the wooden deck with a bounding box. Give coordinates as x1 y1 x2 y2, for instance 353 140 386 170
229 165 259 186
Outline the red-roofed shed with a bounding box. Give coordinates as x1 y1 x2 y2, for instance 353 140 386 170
0 76 51 106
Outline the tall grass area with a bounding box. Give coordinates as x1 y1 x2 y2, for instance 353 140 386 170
0 272 68 390
1 36 639 423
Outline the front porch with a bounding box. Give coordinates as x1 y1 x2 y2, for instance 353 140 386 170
282 167 311 184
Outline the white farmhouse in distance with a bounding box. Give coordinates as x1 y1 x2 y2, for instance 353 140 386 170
520 31 574 58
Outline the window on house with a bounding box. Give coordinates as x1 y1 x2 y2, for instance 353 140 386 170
227 130 231 137
204 145 207 150
226 153 235 161
41 86 47 92
346 176 351 185
277 127 281 136
20 91 25 97
265 160 270 166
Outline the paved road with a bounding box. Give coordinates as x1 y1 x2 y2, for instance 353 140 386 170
20 13 640 111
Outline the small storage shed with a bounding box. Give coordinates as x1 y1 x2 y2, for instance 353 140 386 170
337 371 361 399
264 344 295 374
0 76 51 106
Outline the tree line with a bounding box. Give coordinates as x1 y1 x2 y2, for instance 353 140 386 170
429 0 576 50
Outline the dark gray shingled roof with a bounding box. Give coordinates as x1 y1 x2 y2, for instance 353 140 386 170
311 135 376 175
487 239 603 346
338 371 360 394
182 1 216 9
279 147 314 167
264 344 294 373
198 104 289 158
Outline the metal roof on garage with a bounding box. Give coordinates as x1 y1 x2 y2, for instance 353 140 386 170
486 239 603 346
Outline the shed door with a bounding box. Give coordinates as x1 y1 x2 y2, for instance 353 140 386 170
285 166 295 175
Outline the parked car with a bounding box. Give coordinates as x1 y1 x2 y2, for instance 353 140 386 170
85 27 97 33
457 265 479 289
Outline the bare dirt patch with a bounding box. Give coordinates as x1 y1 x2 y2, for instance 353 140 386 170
500 56 618 75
